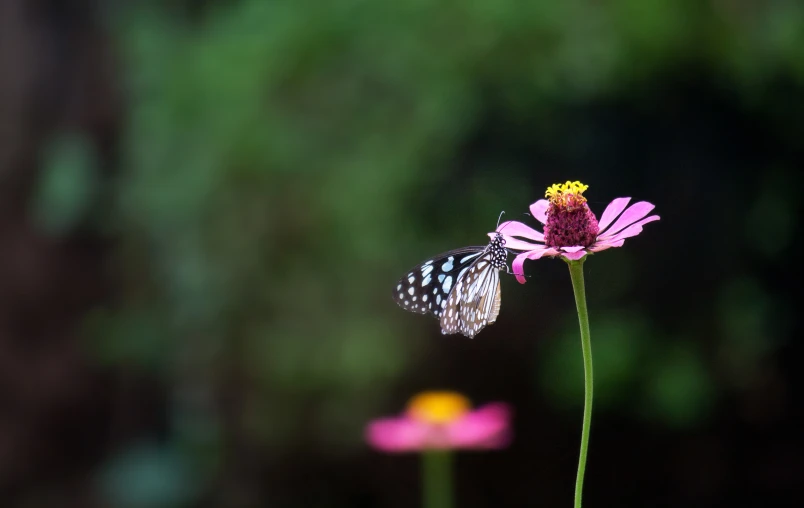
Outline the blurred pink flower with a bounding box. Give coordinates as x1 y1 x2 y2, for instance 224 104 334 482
366 391 511 452
492 181 660 283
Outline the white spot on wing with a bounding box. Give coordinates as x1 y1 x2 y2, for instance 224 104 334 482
408 287 415 296
442 276 453 293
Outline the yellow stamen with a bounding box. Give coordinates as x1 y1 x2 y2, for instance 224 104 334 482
406 391 471 424
545 181 589 206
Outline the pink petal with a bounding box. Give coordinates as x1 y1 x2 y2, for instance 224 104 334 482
511 254 529 284
588 239 623 252
366 417 429 452
597 197 631 232
446 403 512 449
598 201 656 239
600 215 660 243
511 247 558 284
496 221 545 242
560 249 589 261
502 237 546 251
487 230 544 251
529 200 549 224
562 246 586 253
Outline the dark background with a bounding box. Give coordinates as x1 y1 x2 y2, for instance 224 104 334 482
0 1 802 507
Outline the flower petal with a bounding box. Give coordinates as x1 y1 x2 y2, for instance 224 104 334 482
562 246 586 253
529 200 549 224
501 237 546 251
589 239 624 252
496 221 545 243
597 197 631 233
511 247 558 284
365 417 429 452
560 249 589 261
598 201 656 239
601 215 660 243
446 403 512 449
511 253 529 284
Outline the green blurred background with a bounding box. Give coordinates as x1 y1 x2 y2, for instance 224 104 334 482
0 0 802 506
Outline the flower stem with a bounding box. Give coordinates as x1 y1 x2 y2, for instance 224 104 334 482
422 450 453 508
568 259 593 508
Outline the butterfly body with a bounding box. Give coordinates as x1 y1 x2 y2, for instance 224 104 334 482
393 233 508 338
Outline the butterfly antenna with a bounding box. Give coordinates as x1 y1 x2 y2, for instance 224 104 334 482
496 210 505 229
498 214 518 235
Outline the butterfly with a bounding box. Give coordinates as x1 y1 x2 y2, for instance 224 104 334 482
392 230 509 338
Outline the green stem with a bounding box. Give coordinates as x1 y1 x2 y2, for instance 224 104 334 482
422 450 453 508
568 259 593 508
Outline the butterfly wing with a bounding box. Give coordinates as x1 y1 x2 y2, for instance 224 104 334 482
440 255 502 338
488 278 502 324
392 247 486 318
459 267 501 337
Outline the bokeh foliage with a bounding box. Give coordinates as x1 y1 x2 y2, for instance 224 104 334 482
23 0 802 506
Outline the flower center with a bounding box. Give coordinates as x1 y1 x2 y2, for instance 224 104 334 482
406 391 470 424
545 180 589 209
543 180 599 248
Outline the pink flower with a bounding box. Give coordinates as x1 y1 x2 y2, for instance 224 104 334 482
493 181 660 283
365 391 512 452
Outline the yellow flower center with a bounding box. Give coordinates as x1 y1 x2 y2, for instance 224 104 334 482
406 391 471 424
545 180 589 208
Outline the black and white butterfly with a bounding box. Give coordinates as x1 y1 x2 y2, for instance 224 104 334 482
392 231 509 338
